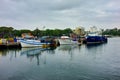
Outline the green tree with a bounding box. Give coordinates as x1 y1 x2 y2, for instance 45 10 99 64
0 26 14 38
33 28 41 37
62 28 73 36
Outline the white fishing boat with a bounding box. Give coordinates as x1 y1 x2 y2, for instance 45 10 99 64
19 39 50 48
58 36 81 45
18 33 52 48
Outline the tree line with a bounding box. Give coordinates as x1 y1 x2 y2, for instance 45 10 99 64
0 26 73 38
0 26 120 38
102 28 120 36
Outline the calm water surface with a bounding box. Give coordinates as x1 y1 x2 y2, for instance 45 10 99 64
0 37 120 80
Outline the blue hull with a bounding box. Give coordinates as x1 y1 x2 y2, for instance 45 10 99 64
86 36 107 44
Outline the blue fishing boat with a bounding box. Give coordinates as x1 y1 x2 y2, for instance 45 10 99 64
86 26 108 44
86 33 107 44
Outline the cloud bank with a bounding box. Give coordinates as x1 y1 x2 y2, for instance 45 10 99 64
0 0 120 30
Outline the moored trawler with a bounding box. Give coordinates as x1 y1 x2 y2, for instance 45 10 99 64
18 33 57 48
58 36 81 45
86 35 107 44
19 39 50 48
86 27 108 44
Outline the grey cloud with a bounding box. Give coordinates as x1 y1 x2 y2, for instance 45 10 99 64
0 0 120 29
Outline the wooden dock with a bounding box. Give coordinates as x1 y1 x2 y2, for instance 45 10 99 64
0 42 21 49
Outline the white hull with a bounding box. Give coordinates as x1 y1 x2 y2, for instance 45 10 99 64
19 40 50 48
58 39 80 45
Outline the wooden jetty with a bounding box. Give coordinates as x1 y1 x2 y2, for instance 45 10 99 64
0 38 21 49
0 42 21 49
7 42 21 48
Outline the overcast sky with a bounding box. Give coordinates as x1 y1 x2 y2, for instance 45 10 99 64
0 0 120 30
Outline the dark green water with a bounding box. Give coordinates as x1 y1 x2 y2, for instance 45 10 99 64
0 37 120 80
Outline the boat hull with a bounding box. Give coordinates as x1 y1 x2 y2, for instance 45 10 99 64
58 39 80 45
19 40 50 48
86 36 107 44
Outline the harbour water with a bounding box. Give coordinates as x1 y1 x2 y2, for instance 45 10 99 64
0 37 120 80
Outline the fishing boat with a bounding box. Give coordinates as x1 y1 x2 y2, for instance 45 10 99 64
58 36 81 45
18 33 51 48
86 32 107 44
86 26 108 44
19 39 50 48
86 35 107 44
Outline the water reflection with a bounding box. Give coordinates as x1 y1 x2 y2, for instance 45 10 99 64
0 48 21 57
58 45 78 51
1 38 120 80
20 47 56 65
85 43 107 49
57 45 79 61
